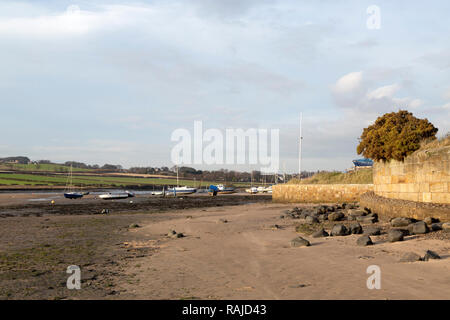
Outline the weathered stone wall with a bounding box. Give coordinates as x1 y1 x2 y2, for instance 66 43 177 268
360 192 450 222
373 145 450 204
272 184 373 203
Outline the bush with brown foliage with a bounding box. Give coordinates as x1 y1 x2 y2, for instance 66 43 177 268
357 110 438 162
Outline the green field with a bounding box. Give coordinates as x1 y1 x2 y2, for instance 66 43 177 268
0 163 90 173
0 173 253 188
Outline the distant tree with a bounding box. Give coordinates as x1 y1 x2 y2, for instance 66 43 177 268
357 110 438 162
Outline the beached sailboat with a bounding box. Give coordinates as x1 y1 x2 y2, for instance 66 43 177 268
166 166 197 195
98 191 135 200
64 164 84 199
208 184 236 195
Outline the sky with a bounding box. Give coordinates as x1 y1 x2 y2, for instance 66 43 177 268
1 0 449 173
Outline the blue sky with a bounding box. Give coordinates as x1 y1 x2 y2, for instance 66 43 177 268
1 0 449 172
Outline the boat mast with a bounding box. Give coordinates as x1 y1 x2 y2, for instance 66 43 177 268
299 113 303 179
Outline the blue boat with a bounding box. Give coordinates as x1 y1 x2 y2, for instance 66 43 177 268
64 192 84 199
352 158 374 167
63 164 84 199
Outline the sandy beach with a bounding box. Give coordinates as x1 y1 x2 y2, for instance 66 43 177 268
0 196 449 300
116 202 450 300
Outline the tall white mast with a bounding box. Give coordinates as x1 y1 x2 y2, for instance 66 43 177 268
299 113 303 179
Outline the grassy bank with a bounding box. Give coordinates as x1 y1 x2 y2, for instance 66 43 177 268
289 168 373 185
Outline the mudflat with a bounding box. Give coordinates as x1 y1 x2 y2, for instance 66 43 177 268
0 199 449 299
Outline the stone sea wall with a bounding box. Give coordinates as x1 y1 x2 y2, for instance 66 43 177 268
373 145 450 204
360 191 450 222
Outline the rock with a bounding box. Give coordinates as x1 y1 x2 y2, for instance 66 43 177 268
219 219 228 223
299 212 309 219
349 223 363 234
363 207 372 214
356 235 373 246
317 214 328 222
312 228 329 238
279 215 285 219
305 215 319 224
331 224 349 236
357 216 377 224
390 217 413 227
328 212 345 221
365 213 378 222
424 217 439 225
347 215 357 221
399 252 422 263
100 209 109 214
387 229 404 242
411 221 429 234
349 209 366 217
167 229 177 236
393 228 410 236
423 250 441 261
442 223 450 232
128 223 140 228
431 223 443 231
175 233 185 238
291 237 311 247
363 226 381 236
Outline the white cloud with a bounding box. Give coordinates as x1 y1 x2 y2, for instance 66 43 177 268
332 71 363 94
367 83 400 100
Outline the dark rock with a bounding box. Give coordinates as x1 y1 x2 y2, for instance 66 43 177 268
365 213 378 222
129 223 140 228
387 229 404 242
291 237 311 247
305 215 319 224
411 221 429 234
424 217 439 225
219 219 228 223
299 212 308 219
312 228 329 238
175 233 184 238
431 223 443 231
331 224 349 236
393 228 410 236
357 216 377 224
356 235 373 246
399 252 422 262
279 215 285 219
347 209 366 216
328 212 345 221
363 226 381 236
391 217 414 227
349 223 363 234
423 250 441 261
363 207 372 214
